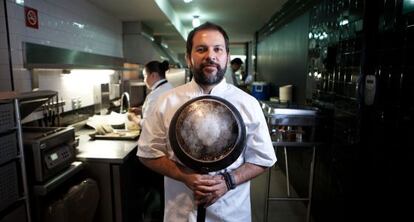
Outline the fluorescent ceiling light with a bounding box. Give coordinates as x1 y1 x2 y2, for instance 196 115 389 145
192 15 200 28
140 31 155 41
184 0 193 3
73 22 85 29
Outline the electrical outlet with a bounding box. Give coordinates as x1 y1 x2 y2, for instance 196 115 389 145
71 98 77 110
77 98 82 108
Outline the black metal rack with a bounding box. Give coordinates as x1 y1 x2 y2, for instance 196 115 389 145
0 92 31 222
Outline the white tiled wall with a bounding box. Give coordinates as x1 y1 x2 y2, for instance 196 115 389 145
35 69 117 112
3 0 123 92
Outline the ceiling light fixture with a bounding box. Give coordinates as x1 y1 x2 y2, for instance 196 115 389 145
184 0 193 3
192 15 200 28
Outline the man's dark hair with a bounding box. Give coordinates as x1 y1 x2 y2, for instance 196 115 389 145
231 58 243 65
186 22 230 56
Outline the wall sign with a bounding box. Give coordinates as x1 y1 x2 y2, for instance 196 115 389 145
25 6 39 29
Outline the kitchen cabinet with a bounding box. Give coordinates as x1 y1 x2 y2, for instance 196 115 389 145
75 131 143 222
0 93 31 222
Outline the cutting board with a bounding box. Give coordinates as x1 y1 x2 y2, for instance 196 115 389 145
89 130 140 140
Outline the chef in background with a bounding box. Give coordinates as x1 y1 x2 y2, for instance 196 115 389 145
128 60 174 127
230 58 253 93
225 58 253 92
129 60 174 221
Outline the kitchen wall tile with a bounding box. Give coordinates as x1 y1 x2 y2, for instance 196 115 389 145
0 16 6 33
0 79 12 91
0 32 7 49
38 13 52 30
12 68 30 80
28 0 48 13
0 64 11 78
10 49 23 68
17 0 35 7
0 48 9 65
13 77 31 92
6 1 24 20
6 0 122 57
17 35 49 49
6 17 26 36
8 34 23 50
5 0 123 94
37 71 112 111
0 1 4 16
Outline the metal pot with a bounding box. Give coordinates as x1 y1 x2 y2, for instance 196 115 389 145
169 95 246 173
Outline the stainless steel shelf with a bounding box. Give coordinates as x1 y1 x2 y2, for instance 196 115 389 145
262 103 319 222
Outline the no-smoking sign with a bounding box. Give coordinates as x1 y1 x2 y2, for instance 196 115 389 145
25 6 39 29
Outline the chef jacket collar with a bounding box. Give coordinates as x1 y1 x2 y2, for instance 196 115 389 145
189 78 228 96
151 79 167 90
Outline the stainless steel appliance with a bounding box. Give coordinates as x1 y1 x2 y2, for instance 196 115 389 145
17 91 98 222
17 91 77 184
22 127 77 183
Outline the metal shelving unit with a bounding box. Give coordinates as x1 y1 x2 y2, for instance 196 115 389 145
0 93 31 222
261 101 319 222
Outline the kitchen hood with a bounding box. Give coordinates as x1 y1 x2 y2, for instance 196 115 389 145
23 42 126 70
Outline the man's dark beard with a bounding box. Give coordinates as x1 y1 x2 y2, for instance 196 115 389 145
192 60 227 85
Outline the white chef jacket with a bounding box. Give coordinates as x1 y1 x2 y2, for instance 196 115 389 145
140 79 173 126
224 66 238 85
137 78 276 222
243 74 254 85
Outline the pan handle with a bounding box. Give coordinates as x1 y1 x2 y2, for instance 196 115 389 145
197 204 206 222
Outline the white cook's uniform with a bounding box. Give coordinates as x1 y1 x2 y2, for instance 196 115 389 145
137 79 276 222
243 74 254 85
140 79 173 126
224 65 238 85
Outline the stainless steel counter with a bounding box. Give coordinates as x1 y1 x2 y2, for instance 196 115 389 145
74 129 141 222
259 101 319 222
75 129 138 164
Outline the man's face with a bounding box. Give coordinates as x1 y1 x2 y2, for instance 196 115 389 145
231 63 241 72
186 29 229 85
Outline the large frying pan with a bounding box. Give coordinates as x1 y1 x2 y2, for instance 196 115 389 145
169 95 246 222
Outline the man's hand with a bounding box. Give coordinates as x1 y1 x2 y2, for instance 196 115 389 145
127 112 141 123
192 174 228 207
140 157 267 208
128 107 142 115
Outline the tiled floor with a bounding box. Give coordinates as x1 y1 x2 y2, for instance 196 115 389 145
252 164 310 222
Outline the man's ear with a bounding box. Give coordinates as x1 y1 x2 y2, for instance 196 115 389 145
185 53 190 66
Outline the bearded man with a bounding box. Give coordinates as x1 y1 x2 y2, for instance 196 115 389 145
137 22 276 222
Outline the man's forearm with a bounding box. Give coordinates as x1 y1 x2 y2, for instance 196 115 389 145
141 156 267 186
232 163 267 186
139 156 186 182
139 156 221 194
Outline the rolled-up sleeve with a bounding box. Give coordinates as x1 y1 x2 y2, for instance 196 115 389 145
137 101 168 158
243 101 276 168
